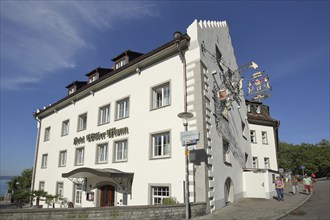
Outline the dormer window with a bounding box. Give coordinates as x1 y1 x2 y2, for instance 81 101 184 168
88 73 99 84
112 50 143 70
68 87 76 95
247 104 251 112
66 81 87 96
256 105 261 114
115 59 126 69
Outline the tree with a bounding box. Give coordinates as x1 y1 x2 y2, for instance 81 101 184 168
278 139 330 177
7 168 33 206
31 190 47 207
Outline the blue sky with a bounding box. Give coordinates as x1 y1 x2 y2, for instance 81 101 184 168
0 1 329 176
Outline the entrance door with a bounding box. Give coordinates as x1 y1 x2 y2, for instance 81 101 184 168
100 185 115 207
224 178 234 205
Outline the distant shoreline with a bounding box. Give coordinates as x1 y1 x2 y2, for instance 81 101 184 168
0 176 14 180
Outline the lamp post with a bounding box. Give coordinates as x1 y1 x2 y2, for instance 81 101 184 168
178 111 193 220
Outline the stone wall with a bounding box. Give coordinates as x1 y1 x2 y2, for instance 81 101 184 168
0 203 205 220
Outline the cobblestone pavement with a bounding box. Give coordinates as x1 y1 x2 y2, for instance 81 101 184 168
193 182 312 220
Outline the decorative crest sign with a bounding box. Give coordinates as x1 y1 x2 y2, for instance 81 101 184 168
247 70 272 101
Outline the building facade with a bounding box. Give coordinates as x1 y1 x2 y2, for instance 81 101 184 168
32 20 279 213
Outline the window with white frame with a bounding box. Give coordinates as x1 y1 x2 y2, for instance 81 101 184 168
247 104 251 112
96 143 108 163
99 105 110 125
44 127 51 141
68 87 75 95
115 59 126 69
262 131 268 144
88 74 98 84
41 154 48 168
75 147 85 165
264 157 270 169
151 132 170 158
223 139 231 164
61 120 70 136
74 184 83 205
152 83 170 109
116 98 129 120
115 139 128 162
59 150 67 167
151 186 169 205
77 113 87 131
256 105 261 114
56 182 64 199
252 157 258 168
39 181 45 191
250 130 257 143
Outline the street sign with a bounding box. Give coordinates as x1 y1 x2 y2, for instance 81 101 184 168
180 130 199 146
279 168 284 173
300 165 305 170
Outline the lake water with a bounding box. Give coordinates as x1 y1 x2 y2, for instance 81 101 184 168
0 177 12 197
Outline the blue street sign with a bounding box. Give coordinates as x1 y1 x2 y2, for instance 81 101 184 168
300 165 305 170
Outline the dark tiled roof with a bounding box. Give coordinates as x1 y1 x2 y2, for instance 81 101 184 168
34 33 190 118
85 67 113 77
65 81 87 89
111 50 144 62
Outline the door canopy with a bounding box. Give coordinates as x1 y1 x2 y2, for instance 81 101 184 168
62 167 134 191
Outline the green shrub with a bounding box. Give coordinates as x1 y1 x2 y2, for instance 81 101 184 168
162 197 179 205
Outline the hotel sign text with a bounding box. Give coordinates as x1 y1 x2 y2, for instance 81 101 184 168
73 127 129 146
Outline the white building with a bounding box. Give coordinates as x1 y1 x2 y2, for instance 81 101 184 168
243 100 280 199
32 20 279 213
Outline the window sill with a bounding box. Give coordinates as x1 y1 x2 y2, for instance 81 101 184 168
224 161 232 166
150 156 171 160
150 104 171 111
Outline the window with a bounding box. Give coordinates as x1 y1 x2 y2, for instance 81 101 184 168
116 98 129 120
250 130 257 143
96 143 108 163
151 132 170 158
115 140 128 162
39 181 45 191
99 105 110 125
56 182 64 199
247 104 251 112
74 184 83 205
59 150 67 167
115 59 126 69
264 157 270 169
242 121 247 139
256 105 261 114
88 74 98 83
61 120 70 136
152 83 170 109
44 127 51 141
223 139 231 164
252 157 258 168
262 131 268 144
78 113 87 131
75 147 85 165
41 154 48 168
151 186 169 205
68 87 75 95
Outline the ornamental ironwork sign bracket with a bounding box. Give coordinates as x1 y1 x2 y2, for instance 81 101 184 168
67 177 87 191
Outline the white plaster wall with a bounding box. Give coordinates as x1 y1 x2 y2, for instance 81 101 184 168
34 54 187 206
186 20 252 212
243 171 276 199
249 124 278 170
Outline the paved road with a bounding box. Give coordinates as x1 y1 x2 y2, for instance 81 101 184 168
280 178 330 220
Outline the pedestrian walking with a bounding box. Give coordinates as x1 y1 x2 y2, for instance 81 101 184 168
291 175 298 195
303 174 312 194
275 176 284 201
